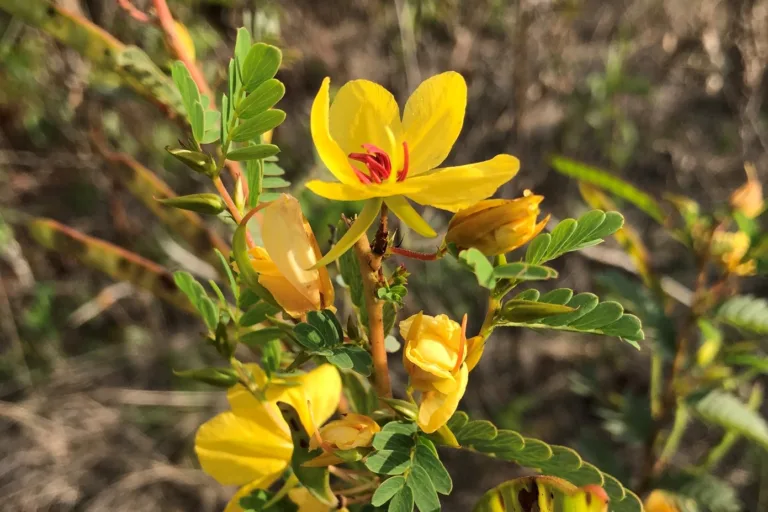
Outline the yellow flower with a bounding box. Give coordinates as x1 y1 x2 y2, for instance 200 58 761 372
445 193 550 256
711 231 756 276
399 312 469 433
249 194 334 317
308 72 520 266
195 364 341 512
309 413 380 451
289 488 350 512
731 163 764 219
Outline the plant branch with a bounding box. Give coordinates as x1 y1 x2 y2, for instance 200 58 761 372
353 208 391 399
151 0 247 194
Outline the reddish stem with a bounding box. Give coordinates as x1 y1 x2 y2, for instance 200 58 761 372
390 246 440 261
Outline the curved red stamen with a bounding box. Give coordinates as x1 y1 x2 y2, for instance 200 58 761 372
397 142 409 182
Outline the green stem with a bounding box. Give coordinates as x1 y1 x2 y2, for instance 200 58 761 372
653 403 690 474
650 351 663 419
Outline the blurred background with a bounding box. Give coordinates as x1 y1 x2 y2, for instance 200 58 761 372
1 0 767 510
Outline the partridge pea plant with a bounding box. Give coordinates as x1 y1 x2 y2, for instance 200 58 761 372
158 28 647 512
9 0 768 508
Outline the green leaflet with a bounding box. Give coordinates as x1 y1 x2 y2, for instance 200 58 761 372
365 423 452 511
690 390 768 451
550 156 665 223
525 210 625 265
473 476 609 512
715 295 768 334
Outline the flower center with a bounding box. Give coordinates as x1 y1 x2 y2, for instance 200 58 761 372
349 142 409 184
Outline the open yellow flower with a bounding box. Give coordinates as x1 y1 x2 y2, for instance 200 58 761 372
195 364 341 512
711 231 756 276
308 72 520 266
445 193 550 256
249 194 334 317
400 312 469 433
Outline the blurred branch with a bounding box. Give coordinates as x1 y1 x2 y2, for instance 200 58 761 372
151 0 246 192
26 217 194 312
0 0 184 117
90 126 230 266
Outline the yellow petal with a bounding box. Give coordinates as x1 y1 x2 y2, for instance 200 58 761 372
289 487 340 512
418 363 468 433
404 154 520 212
401 72 467 175
265 364 342 436
260 195 323 311
385 196 437 238
195 410 291 486
312 198 383 268
329 79 403 171
311 78 358 185
224 478 286 512
305 180 378 202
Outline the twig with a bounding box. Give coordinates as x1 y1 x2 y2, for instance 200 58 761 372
353 208 391 399
151 0 247 194
68 282 135 327
118 0 151 22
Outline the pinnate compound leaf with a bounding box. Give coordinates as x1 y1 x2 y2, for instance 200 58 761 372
372 476 406 507
550 156 665 223
716 295 768 334
525 210 624 265
690 390 768 450
498 289 643 348
447 412 641 512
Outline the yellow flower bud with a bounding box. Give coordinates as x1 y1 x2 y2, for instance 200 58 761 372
711 231 756 276
399 312 469 433
309 413 380 452
249 194 334 317
644 490 683 512
730 163 764 219
445 194 550 256
289 487 350 512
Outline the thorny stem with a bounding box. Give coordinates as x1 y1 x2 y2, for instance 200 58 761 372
353 206 392 399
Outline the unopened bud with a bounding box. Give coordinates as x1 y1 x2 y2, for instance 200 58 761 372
446 194 549 256
731 163 764 218
166 146 219 178
158 193 226 215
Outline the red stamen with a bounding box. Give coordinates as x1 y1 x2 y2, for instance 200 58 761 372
352 166 372 184
397 142 410 182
